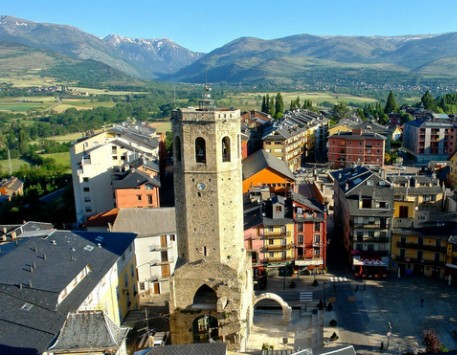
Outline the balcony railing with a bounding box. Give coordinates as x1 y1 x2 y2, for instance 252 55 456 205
261 230 291 238
149 257 175 265
264 244 290 251
396 242 446 253
148 244 171 252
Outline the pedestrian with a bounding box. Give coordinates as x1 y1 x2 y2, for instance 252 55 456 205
420 298 424 307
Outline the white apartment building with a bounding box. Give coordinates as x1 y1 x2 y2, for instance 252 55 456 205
71 122 160 224
111 207 177 304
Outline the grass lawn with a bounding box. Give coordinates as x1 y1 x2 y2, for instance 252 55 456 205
150 120 171 133
0 158 30 173
42 152 70 168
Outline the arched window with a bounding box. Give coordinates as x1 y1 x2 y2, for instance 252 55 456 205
222 136 231 162
175 136 182 162
193 284 217 308
195 137 206 163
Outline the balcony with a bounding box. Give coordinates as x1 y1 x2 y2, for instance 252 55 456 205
355 237 390 243
148 244 172 252
149 257 175 265
262 230 291 238
396 242 446 253
264 244 284 251
354 223 390 229
265 256 295 263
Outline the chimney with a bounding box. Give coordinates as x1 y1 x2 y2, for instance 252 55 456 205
28 280 32 288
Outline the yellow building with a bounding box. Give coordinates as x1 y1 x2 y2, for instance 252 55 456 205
391 226 449 278
262 110 328 172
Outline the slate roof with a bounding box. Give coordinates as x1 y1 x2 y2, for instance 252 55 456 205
243 203 263 230
112 169 161 189
0 229 136 354
112 207 176 236
242 150 295 181
143 342 227 355
290 191 324 213
49 311 128 351
328 131 386 140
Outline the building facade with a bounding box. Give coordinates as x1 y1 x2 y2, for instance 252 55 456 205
328 131 386 169
331 166 394 278
403 115 457 164
71 123 160 224
112 207 178 304
169 90 253 351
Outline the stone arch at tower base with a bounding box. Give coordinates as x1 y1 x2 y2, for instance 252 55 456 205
253 292 292 325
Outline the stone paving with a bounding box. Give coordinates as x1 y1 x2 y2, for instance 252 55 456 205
246 272 457 355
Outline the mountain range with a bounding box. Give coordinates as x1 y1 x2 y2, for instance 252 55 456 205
1 15 457 87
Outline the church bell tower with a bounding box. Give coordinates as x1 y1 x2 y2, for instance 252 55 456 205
168 86 253 351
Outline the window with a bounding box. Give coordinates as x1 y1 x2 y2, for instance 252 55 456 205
298 235 304 244
83 177 89 182
175 136 182 162
83 187 90 192
269 252 274 258
275 206 282 212
222 136 231 162
195 137 206 163
85 207 92 212
137 195 142 201
147 195 153 204
84 196 91 202
314 223 320 232
298 223 303 232
139 282 145 291
269 239 274 245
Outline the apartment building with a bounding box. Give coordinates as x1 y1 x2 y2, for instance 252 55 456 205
403 114 457 164
262 110 329 171
261 195 295 265
328 131 386 169
112 208 177 304
331 166 394 278
290 191 327 273
71 122 160 224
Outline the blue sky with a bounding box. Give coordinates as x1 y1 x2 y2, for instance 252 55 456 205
3 0 457 53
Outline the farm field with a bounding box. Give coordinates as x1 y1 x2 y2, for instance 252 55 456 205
220 91 378 111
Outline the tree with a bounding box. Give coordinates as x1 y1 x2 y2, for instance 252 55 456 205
384 91 397 113
274 92 284 119
261 95 267 113
421 91 436 110
423 329 442 353
269 96 275 116
331 102 352 122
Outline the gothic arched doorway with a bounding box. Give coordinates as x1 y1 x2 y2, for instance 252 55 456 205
192 315 219 343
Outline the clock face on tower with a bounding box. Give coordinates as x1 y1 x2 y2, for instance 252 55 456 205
196 182 206 191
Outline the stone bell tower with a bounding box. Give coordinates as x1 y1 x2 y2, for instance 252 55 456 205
169 86 253 351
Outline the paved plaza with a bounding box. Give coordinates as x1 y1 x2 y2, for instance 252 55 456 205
246 272 457 354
